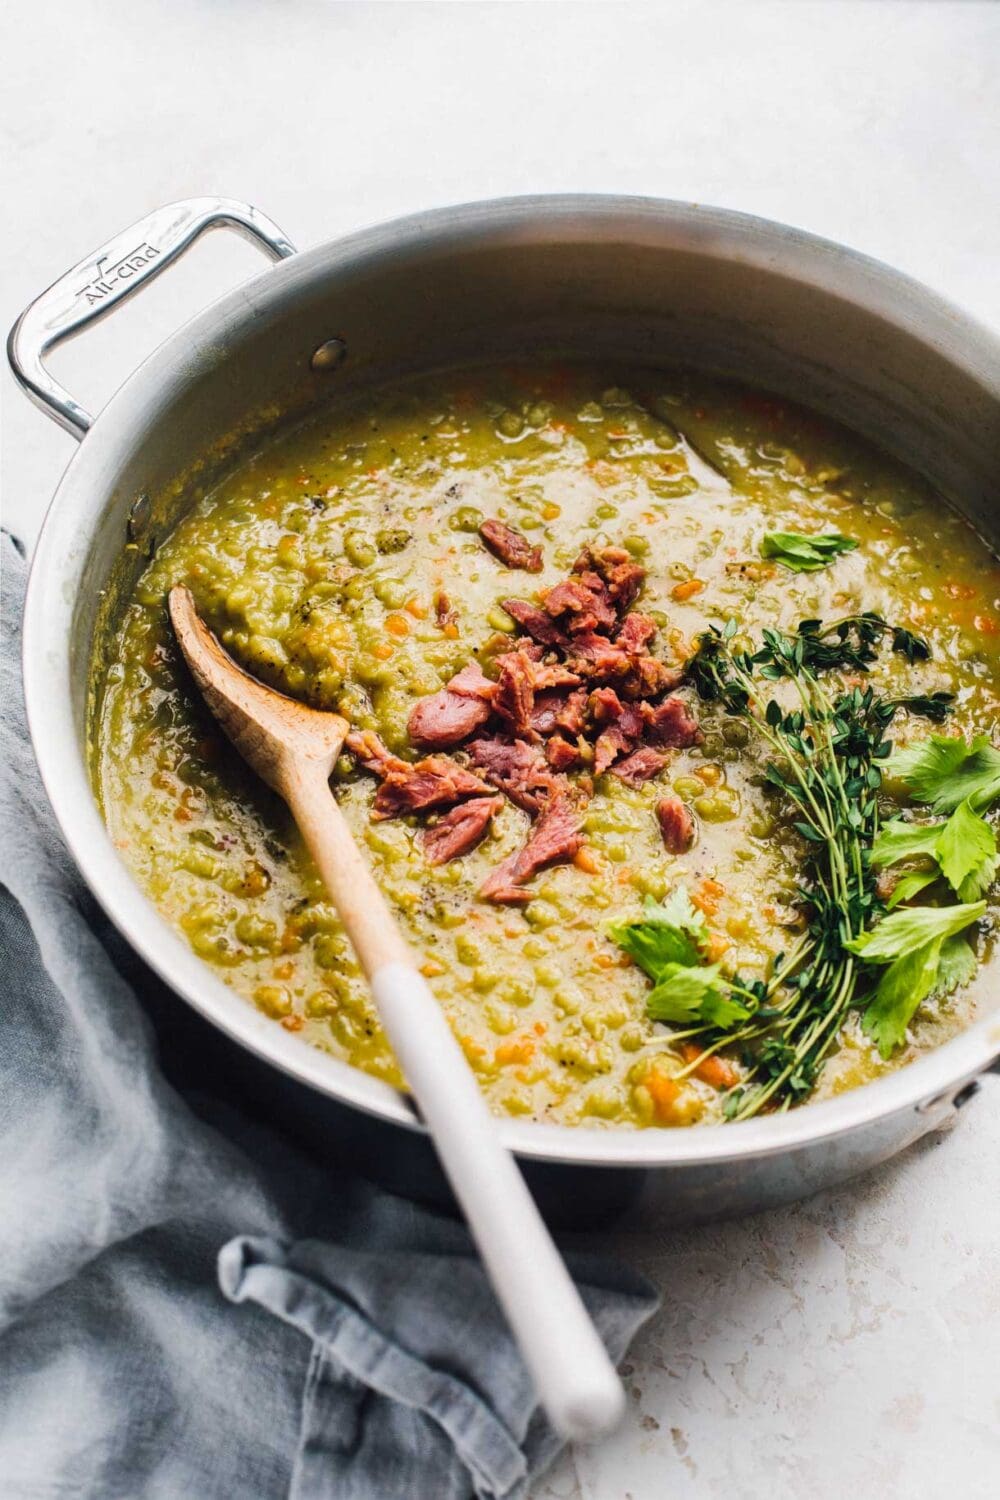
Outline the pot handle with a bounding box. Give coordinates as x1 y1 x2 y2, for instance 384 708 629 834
6 197 296 440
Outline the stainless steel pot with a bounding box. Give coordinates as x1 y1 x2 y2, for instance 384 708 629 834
10 194 1000 1227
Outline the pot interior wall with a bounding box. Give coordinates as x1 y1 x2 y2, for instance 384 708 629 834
78 212 1000 757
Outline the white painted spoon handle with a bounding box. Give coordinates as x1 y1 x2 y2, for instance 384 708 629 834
286 766 626 1442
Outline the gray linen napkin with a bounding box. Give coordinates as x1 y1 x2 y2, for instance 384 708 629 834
0 532 657 1500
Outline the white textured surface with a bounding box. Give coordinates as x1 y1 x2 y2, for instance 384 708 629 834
2 3 998 1496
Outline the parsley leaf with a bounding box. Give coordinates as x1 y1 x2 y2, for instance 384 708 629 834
936 799 999 899
606 890 708 977
888 733 1000 812
886 869 937 909
872 799 998 903
860 929 980 1059
871 819 942 869
862 939 943 1058
608 890 750 1029
845 900 985 963
934 933 978 996
760 531 859 573
646 963 749 1028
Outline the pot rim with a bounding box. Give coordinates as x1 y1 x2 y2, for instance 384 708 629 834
21 193 1000 1168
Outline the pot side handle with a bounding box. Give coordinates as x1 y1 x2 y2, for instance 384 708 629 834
6 197 296 441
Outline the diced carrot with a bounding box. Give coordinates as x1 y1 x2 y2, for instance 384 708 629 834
645 1068 681 1123
495 1036 536 1067
421 960 445 978
444 622 459 639
574 847 600 875
541 502 562 520
385 613 410 637
692 877 725 917
695 764 722 786
681 1043 738 1090
671 578 705 602
373 641 394 660
533 1020 548 1036
405 596 428 619
706 932 730 962
280 1014 304 1033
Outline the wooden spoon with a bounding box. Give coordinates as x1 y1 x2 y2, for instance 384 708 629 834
169 585 626 1442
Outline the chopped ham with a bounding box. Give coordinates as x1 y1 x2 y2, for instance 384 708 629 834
423 796 503 865
467 737 562 813
641 696 702 748
631 657 684 697
575 544 645 610
479 793 583 904
594 726 631 775
446 661 496 701
618 702 644 738
566 633 633 679
500 598 569 648
611 747 669 786
615 612 658 654
545 735 584 772
656 794 695 854
554 688 588 736
586 687 641 734
542 576 617 634
367 530 698 890
407 660 497 750
492 651 580 738
345 729 409 778
531 688 572 736
479 519 543 572
408 688 491 749
493 648 538 737
372 756 490 820
531 660 580 690
588 686 624 724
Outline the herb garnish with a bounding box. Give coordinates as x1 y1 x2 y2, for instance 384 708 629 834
872 799 998 904
887 732 1000 812
760 532 858 572
608 893 751 1029
615 613 974 1119
845 902 985 1057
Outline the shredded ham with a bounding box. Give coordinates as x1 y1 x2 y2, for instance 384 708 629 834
479 793 583 904
422 796 503 865
351 539 700 894
479 519 543 572
656 794 696 853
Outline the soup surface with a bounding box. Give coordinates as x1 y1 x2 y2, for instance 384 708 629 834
93 366 1000 1128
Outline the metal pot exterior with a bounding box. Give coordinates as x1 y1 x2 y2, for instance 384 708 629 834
11 196 1000 1225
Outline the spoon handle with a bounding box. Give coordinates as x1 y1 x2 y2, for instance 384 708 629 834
285 764 626 1443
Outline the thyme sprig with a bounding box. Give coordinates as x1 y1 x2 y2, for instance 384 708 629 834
681 613 951 1119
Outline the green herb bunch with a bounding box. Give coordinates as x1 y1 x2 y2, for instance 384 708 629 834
613 613 990 1121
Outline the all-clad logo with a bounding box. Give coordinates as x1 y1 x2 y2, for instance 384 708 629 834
77 243 160 306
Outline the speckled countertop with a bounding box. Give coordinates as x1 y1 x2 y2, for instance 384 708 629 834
3 4 998 1496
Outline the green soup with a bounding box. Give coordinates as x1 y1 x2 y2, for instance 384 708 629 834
92 365 1000 1128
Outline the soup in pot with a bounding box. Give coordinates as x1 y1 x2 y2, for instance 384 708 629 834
92 365 1000 1128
